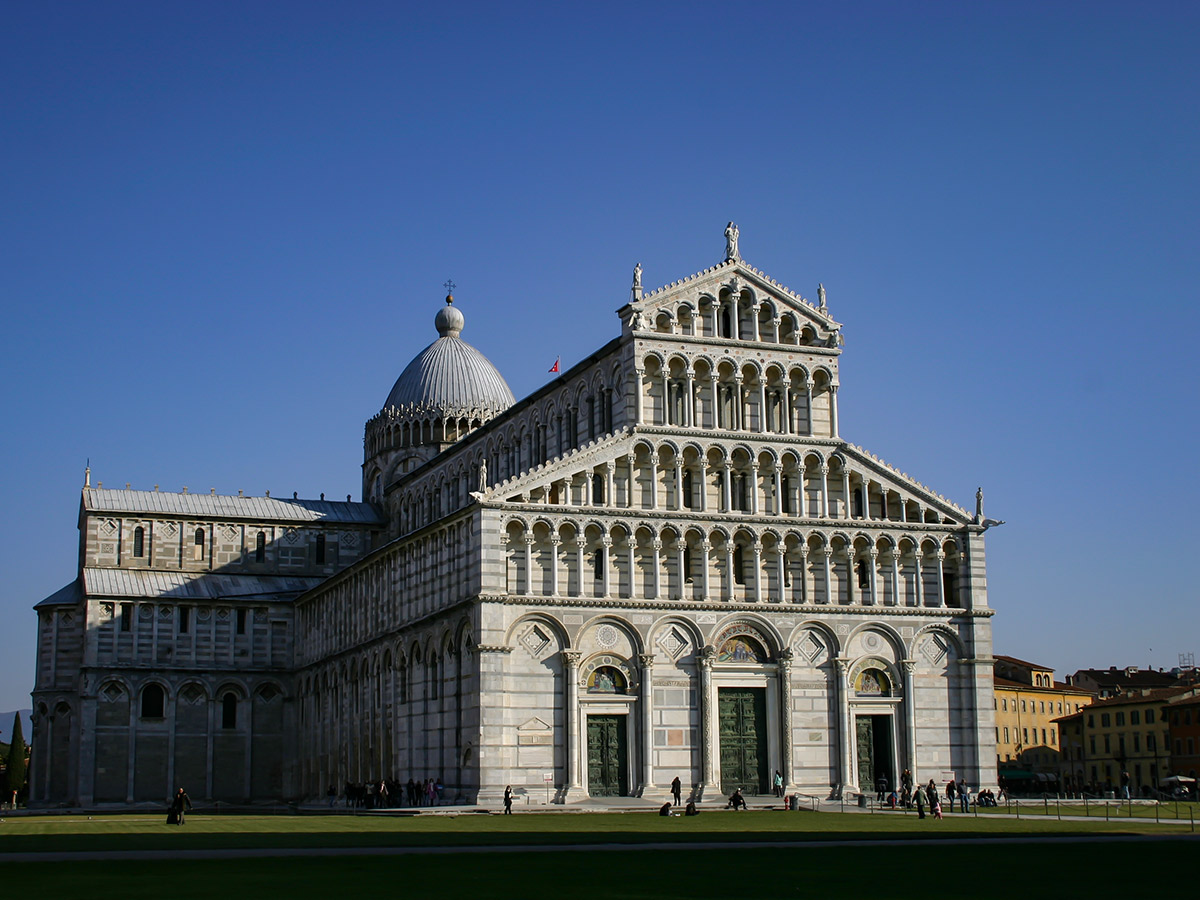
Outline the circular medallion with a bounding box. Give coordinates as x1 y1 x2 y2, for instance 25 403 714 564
596 625 618 649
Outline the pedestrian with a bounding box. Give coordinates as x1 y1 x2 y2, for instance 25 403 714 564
959 781 970 813
773 770 784 799
932 793 943 820
727 787 746 810
945 779 957 811
503 785 513 815
671 775 682 806
915 785 925 819
170 787 192 825
876 775 888 803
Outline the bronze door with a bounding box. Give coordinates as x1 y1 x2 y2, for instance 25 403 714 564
586 715 628 797
719 687 768 794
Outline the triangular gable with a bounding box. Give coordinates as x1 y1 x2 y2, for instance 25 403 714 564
619 258 841 336
839 442 972 523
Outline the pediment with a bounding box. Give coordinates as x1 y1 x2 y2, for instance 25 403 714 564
517 716 552 733
837 443 972 525
619 259 840 338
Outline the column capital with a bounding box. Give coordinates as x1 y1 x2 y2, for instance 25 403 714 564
561 650 582 668
603 461 614 473
699 645 717 667
549 536 562 547
637 652 656 669
867 547 879 560
777 647 795 664
819 463 829 475
900 658 917 673
834 656 850 675
651 539 662 551
600 535 612 548
522 535 535 546
699 539 712 552
751 541 763 555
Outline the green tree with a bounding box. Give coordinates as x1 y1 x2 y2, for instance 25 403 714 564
5 712 27 803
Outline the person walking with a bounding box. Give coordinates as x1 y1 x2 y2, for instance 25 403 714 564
773 770 784 799
170 787 192 825
671 776 682 807
915 784 926 819
945 779 957 812
503 785 513 815
959 781 970 813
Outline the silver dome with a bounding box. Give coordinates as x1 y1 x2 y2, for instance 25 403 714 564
383 297 515 416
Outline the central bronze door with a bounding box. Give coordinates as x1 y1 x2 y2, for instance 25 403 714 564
719 687 768 794
586 715 628 797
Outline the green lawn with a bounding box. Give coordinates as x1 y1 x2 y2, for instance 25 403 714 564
2 810 1196 899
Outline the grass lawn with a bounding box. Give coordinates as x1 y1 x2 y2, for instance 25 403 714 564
2 810 1196 899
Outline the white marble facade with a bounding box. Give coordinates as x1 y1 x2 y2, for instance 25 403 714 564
34 229 997 806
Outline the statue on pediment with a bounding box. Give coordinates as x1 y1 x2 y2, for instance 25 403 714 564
724 222 740 261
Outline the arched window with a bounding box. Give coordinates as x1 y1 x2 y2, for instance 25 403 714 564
682 470 694 509
733 544 745 585
222 692 237 729
856 559 870 589
592 473 604 505
193 527 205 561
852 488 865 518
141 684 165 718
683 546 693 584
133 526 145 558
593 546 605 582
255 531 266 563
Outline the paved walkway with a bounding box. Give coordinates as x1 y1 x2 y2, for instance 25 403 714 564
1 832 1197 864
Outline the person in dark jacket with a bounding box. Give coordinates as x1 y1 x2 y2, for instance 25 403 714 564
171 787 193 825
503 785 513 815
671 776 682 806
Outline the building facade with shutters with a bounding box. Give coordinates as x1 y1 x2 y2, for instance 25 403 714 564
32 227 999 806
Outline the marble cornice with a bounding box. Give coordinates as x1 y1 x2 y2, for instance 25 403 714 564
632 331 840 357
476 592 992 618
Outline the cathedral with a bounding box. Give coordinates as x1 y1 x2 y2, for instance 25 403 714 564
30 227 998 806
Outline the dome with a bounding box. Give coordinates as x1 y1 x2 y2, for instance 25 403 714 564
382 296 515 416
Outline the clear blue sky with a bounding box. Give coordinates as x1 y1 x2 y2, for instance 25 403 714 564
2 1 1197 714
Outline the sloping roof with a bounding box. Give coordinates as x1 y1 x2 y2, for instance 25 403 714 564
35 580 82 609
995 654 1053 671
83 488 383 525
994 675 1092 695
81 567 325 601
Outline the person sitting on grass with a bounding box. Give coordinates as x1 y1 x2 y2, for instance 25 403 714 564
685 800 699 816
727 788 746 810
660 801 672 816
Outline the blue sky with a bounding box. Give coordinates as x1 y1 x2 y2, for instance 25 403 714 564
1 1 1197 713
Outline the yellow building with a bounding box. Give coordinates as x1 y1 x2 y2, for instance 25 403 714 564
1057 685 1200 796
993 655 1092 791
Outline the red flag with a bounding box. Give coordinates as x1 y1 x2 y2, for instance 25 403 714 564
548 357 560 373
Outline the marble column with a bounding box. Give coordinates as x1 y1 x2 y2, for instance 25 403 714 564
868 549 879 606
935 551 946 607
752 541 763 603
914 553 924 607
757 378 767 433
749 463 759 514
835 657 853 793
673 460 684 511
574 541 585 598
639 653 655 794
750 302 761 341
651 539 662 599
604 462 614 508
890 552 900 607
845 553 856 605
699 539 712 600
699 646 719 793
721 464 732 512
798 546 809 604
724 543 735 601
733 377 744 430
626 538 636 600
842 470 852 520
649 454 659 511
562 651 582 793
626 455 636 509
901 659 918 785
684 368 695 426
523 536 535 595
600 537 612 598
633 369 644 425
830 384 840 438
821 547 833 604
778 648 795 791
774 545 786 603
804 381 813 435
773 466 782 516
819 464 830 518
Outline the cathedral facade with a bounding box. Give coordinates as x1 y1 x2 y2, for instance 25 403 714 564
31 228 997 806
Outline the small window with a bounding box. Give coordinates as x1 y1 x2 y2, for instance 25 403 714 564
222 692 237 729
1146 709 1155 724
1021 700 1027 713
316 533 326 565
133 526 145 558
683 546 693 584
593 548 604 581
1039 701 1045 714
236 608 247 635
178 606 190 634
255 531 266 563
1101 713 1111 727
682 470 694 510
141 684 165 718
1116 711 1125 726
1088 714 1094 727
733 545 745 585
1023 727 1029 743
1050 730 1056 745
1148 733 1156 750
1002 698 1007 711
120 602 132 632
856 559 869 589
1003 726 1009 743
193 527 205 561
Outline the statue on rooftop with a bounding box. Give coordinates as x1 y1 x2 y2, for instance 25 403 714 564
725 222 740 261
